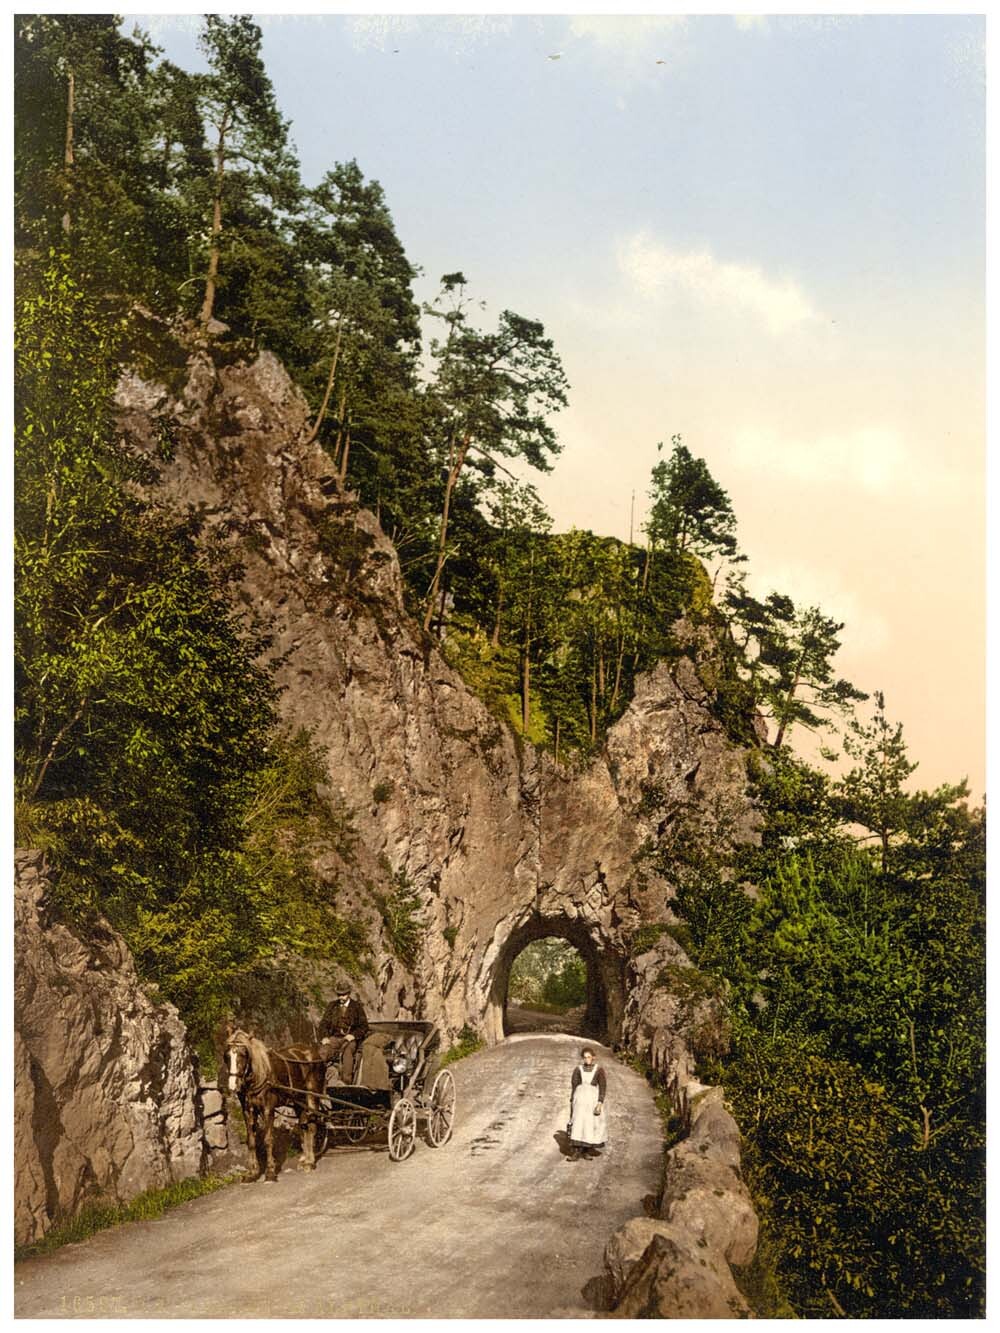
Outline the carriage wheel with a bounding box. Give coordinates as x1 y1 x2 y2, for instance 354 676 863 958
344 1112 368 1144
387 1098 417 1161
426 1069 456 1147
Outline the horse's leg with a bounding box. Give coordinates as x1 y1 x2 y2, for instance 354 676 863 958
263 1093 279 1182
241 1094 262 1181
299 1079 319 1170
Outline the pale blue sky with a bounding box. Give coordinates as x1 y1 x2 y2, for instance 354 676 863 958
129 13 986 796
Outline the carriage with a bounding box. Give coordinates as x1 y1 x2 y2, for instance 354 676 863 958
307 1020 456 1161
226 1019 457 1171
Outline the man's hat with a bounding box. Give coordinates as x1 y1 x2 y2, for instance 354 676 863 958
336 983 351 996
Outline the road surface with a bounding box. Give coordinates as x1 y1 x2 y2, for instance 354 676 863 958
15 1033 663 1319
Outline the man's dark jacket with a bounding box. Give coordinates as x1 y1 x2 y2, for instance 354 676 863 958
320 997 369 1047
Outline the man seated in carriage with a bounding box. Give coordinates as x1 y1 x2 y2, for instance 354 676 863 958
319 984 369 1083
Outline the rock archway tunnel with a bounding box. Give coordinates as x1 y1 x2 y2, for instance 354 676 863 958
472 907 629 1048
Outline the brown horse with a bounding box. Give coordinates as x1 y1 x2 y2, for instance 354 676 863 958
224 1028 328 1183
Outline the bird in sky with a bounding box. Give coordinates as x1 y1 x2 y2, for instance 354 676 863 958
548 53 562 61
655 59 666 65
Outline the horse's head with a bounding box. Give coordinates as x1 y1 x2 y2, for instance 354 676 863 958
224 1029 254 1093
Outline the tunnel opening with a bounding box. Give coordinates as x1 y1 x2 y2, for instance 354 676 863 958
506 937 590 1036
487 914 626 1045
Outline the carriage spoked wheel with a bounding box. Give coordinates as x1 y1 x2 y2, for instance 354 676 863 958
387 1097 417 1161
426 1069 456 1147
344 1112 368 1144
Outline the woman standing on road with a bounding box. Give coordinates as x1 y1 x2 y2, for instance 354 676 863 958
567 1046 607 1161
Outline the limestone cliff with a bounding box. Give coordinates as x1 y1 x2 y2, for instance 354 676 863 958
115 336 762 1051
14 851 206 1246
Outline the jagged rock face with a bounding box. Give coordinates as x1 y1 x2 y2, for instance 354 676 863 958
14 852 204 1247
114 339 761 1049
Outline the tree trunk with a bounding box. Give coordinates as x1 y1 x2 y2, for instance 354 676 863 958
304 320 343 445
200 112 231 326
611 634 626 711
772 657 805 749
589 659 597 744
640 542 651 594
61 67 75 234
521 650 530 733
554 715 561 766
491 583 503 647
597 645 606 701
423 435 470 634
338 423 352 485
433 578 448 640
332 386 348 469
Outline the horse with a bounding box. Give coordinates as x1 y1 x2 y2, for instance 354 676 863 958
223 1027 328 1183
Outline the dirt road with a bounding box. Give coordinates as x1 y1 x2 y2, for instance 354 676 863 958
15 1034 663 1319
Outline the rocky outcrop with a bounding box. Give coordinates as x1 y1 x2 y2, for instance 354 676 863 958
14 851 207 1247
114 336 762 1053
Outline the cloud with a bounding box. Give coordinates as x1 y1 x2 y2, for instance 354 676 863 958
568 15 687 49
343 14 512 53
731 425 904 494
617 232 819 335
733 16 769 33
728 424 964 502
744 561 891 658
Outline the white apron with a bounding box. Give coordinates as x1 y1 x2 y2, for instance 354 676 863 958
570 1065 607 1146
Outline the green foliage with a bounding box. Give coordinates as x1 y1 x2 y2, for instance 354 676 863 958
836 689 918 872
714 1023 983 1318
374 868 424 969
628 922 671 956
647 434 739 564
508 937 586 1010
542 953 587 1009
679 748 986 1318
14 258 369 1048
723 581 867 749
14 1172 241 1261
439 1025 484 1067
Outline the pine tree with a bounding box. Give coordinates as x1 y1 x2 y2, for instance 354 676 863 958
837 691 918 873
422 276 569 633
195 15 300 328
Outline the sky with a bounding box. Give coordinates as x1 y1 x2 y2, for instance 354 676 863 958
128 10 987 799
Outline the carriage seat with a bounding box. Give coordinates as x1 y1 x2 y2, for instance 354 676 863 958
323 1030 394 1091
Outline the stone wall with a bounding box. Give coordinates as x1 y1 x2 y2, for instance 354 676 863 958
604 934 759 1315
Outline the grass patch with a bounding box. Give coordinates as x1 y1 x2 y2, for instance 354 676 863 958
14 1173 241 1262
438 1024 484 1067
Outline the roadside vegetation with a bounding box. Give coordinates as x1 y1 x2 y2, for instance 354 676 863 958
14 1174 241 1262
438 1026 485 1068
